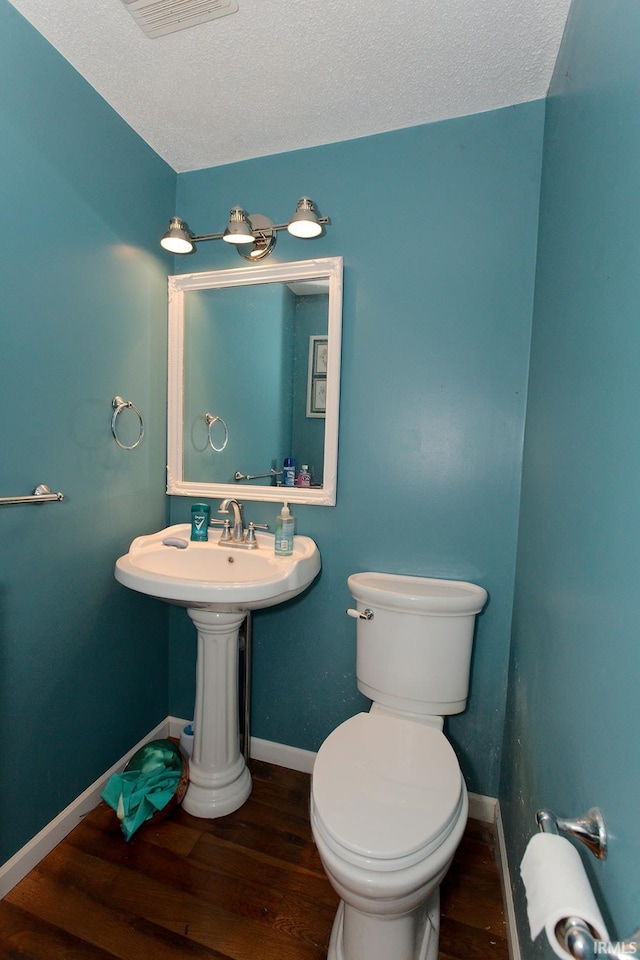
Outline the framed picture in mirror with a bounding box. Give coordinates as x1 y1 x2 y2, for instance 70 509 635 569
307 335 328 417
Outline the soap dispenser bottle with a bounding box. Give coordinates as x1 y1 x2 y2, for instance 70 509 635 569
274 502 295 556
296 464 311 487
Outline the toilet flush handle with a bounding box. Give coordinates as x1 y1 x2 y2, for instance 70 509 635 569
346 608 374 620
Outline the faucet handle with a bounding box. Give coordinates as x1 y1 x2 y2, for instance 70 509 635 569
209 517 232 540
245 521 269 547
217 519 233 541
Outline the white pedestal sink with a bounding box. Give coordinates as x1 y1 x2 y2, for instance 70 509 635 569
115 523 320 818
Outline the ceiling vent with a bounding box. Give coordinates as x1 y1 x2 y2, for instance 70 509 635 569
120 0 239 39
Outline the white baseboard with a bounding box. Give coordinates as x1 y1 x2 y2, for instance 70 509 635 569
250 736 317 774
0 717 171 899
168 715 190 739
468 791 498 823
495 803 521 960
170 718 318 773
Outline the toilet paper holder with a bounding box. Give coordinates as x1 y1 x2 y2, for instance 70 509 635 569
536 806 607 860
535 808 639 959
556 917 639 960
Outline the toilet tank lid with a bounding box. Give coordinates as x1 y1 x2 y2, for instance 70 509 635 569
312 712 463 861
347 571 487 616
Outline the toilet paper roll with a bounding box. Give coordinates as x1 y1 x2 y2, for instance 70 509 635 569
520 833 609 959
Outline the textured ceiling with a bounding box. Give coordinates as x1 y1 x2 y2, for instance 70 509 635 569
7 0 572 173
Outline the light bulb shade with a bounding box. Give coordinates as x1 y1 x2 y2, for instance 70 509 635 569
287 196 322 238
223 206 255 244
161 217 194 253
160 217 194 254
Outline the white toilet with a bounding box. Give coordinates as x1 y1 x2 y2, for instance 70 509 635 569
310 571 488 960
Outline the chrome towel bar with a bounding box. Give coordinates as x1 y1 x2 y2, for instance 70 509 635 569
234 468 282 482
0 483 65 506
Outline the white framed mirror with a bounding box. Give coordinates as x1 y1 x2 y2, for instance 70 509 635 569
167 257 343 505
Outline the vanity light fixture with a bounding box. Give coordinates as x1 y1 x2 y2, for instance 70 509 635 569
160 197 329 260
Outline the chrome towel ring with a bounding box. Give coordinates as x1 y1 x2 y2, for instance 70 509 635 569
205 412 228 452
111 396 144 450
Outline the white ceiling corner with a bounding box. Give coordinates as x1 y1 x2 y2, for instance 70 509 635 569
7 0 572 173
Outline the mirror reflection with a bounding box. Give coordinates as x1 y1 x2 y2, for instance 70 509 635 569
167 258 343 506
184 280 328 485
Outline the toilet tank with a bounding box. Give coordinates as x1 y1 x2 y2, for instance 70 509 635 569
348 572 487 716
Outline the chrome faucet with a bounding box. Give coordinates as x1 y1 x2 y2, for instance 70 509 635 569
218 498 244 542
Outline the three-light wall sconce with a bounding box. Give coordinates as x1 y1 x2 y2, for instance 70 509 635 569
160 196 330 260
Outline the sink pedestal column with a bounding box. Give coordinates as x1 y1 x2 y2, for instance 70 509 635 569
182 608 252 818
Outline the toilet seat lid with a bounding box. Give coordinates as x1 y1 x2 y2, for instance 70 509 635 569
312 712 463 861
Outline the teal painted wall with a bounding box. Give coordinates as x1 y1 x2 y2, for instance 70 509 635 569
501 0 640 949
168 103 545 799
0 1 176 862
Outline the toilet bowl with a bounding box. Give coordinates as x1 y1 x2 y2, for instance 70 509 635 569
311 710 468 960
311 571 487 960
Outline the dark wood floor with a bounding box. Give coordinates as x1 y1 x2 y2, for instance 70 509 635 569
0 759 509 960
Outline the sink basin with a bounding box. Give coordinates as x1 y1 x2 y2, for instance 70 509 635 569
115 523 321 611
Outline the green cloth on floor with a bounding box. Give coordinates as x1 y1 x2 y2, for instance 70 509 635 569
101 739 183 841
